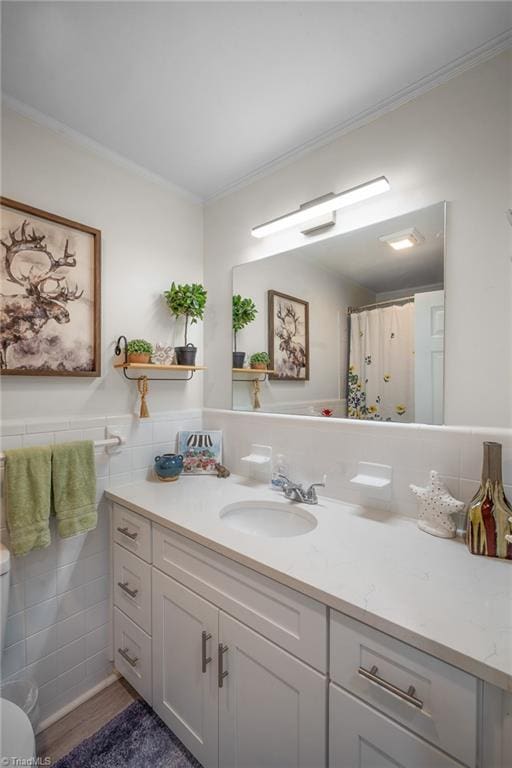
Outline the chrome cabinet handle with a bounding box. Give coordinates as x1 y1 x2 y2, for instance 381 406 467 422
117 581 138 598
358 665 424 710
202 631 212 673
118 647 138 667
116 526 138 540
218 643 229 688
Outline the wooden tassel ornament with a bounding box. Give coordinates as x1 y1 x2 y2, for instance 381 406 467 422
137 376 150 418
252 379 261 410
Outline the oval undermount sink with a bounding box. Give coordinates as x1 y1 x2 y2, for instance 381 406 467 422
220 500 317 538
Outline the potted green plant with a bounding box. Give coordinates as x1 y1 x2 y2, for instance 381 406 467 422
164 282 207 365
232 294 257 368
250 352 270 370
127 339 154 364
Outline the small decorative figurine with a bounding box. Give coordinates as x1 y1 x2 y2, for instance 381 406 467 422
215 463 230 478
410 470 464 539
151 343 175 366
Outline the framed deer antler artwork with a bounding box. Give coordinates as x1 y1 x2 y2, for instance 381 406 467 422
0 198 101 376
268 290 309 381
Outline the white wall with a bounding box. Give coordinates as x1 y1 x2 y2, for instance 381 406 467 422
1 107 204 420
233 251 374 411
204 51 512 427
0 107 205 724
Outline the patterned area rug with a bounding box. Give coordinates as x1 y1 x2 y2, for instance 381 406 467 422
53 699 203 768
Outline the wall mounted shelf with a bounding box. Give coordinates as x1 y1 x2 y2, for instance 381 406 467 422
114 336 206 381
114 363 206 381
232 368 275 382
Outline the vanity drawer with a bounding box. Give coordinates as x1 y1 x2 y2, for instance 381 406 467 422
114 607 152 704
113 545 152 634
330 683 464 768
113 503 152 563
152 523 327 671
330 611 477 767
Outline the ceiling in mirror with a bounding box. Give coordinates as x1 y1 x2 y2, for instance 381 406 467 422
232 202 445 425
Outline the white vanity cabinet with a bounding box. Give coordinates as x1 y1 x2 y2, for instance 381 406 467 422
112 503 153 703
110 501 509 768
151 532 327 768
219 613 326 768
152 569 219 768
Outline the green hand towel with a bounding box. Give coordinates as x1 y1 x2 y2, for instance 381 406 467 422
52 440 97 538
5 446 52 556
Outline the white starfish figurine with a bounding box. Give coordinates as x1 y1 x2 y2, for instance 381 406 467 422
506 517 512 545
410 470 465 539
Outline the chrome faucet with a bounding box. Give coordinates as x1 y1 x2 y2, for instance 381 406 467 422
278 474 326 505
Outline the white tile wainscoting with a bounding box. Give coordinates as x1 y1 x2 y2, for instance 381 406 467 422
203 409 512 528
0 408 201 724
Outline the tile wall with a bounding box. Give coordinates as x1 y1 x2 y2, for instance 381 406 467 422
0 408 201 725
203 408 512 526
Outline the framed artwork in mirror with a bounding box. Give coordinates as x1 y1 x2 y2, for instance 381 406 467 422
0 197 101 376
268 290 309 380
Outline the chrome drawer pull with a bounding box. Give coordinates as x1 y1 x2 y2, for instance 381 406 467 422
358 665 424 710
218 643 229 688
117 581 138 598
202 631 212 673
118 647 138 667
117 526 138 540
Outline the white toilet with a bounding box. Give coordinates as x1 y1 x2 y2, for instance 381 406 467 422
1 543 36 765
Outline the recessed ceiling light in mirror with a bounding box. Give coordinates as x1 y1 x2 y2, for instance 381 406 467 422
379 227 425 251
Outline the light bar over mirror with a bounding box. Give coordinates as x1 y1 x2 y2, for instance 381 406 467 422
234 201 446 425
251 176 390 238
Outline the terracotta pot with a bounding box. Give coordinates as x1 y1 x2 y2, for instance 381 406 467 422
128 352 151 364
250 362 268 370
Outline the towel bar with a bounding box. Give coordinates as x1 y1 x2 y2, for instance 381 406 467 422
0 434 124 466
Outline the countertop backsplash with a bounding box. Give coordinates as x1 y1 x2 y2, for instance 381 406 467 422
203 408 512 529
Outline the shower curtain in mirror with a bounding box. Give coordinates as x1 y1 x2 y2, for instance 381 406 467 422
348 302 414 422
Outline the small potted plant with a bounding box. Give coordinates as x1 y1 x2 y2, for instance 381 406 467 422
232 294 257 368
250 352 270 370
164 282 207 365
127 339 153 364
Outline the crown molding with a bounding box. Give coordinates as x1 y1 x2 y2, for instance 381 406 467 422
205 29 512 204
1 94 201 205
3 28 511 207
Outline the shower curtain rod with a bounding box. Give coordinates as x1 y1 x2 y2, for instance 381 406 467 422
348 295 415 314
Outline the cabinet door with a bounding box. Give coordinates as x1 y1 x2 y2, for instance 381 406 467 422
152 569 219 768
219 613 326 768
330 683 462 768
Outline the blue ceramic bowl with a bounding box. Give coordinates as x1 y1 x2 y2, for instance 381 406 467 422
154 453 184 482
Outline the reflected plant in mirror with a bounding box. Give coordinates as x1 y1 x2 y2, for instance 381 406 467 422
232 293 258 368
232 202 445 425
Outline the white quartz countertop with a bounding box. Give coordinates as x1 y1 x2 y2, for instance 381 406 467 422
106 475 512 691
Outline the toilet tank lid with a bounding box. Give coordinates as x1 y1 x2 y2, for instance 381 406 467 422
0 543 10 575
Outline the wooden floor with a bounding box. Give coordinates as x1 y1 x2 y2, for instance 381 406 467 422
37 678 139 765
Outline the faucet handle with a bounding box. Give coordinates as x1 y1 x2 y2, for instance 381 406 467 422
304 475 327 503
308 474 327 490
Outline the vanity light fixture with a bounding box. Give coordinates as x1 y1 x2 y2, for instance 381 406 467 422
379 227 425 251
251 176 390 239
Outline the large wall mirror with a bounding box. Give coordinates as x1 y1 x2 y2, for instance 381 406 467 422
232 202 445 425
